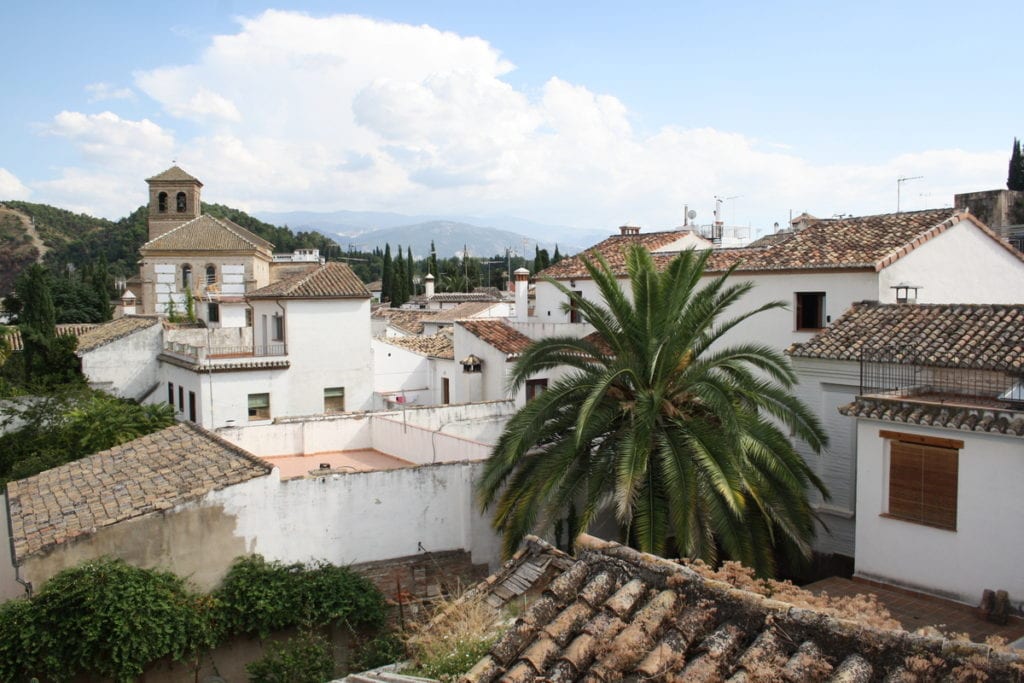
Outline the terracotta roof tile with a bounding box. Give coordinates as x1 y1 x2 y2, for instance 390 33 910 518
430 301 503 323
543 209 1020 279
75 316 160 353
141 215 273 252
457 534 1024 682
839 397 1024 436
372 308 439 335
2 323 98 352
459 320 533 359
247 262 370 299
146 165 202 184
428 292 500 303
6 422 271 561
788 302 1024 371
381 333 454 359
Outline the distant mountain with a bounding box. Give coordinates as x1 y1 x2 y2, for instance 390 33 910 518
328 220 566 259
256 209 612 255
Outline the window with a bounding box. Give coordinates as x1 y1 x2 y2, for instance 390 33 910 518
883 430 960 531
188 391 196 422
167 382 175 406
272 313 285 342
526 378 549 402
176 191 187 213
182 264 193 290
208 303 220 323
569 291 583 323
178 386 185 411
205 265 217 284
324 387 345 413
245 307 253 327
795 292 825 330
442 378 450 404
248 393 271 420
157 192 168 213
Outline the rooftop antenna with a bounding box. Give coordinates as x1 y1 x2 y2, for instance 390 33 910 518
896 176 923 213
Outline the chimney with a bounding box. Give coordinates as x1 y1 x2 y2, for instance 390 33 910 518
514 267 530 322
121 289 137 316
619 223 640 236
424 273 435 299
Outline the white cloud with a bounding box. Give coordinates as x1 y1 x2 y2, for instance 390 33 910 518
0 168 30 200
25 11 1008 227
85 82 135 102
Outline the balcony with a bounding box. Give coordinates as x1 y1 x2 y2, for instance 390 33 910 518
160 340 289 372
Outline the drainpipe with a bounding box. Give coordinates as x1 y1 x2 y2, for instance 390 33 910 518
4 492 32 597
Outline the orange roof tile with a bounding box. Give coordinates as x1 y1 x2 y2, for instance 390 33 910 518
248 262 370 299
459 320 533 359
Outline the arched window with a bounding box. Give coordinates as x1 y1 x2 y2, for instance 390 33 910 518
157 192 168 213
182 264 192 290
176 192 187 213
205 264 216 285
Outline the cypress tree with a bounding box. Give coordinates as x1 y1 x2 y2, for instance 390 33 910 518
553 244 562 264
382 244 393 304
406 246 414 297
429 241 438 280
394 245 407 306
1009 138 1024 191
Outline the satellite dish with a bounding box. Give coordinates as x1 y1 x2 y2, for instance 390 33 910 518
687 209 697 220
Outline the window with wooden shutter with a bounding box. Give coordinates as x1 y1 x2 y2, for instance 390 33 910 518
883 431 960 531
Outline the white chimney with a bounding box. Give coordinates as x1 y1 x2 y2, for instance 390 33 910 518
121 289 137 316
514 267 530 322
424 273 435 299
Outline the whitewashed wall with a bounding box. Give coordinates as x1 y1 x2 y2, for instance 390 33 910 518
80 323 163 401
372 339 432 407
370 416 492 464
878 221 1024 303
854 420 1024 610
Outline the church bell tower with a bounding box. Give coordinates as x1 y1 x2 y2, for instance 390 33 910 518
145 165 203 240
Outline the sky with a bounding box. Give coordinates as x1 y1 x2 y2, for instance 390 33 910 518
1 0 1021 236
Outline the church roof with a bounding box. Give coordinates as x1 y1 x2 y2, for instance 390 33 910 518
146 165 202 185
141 215 273 252
247 262 370 299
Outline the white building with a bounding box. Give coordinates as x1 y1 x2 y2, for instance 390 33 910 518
157 262 373 427
372 332 456 407
791 303 1024 610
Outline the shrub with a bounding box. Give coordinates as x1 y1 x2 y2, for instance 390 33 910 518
403 591 501 682
246 633 335 683
349 631 406 673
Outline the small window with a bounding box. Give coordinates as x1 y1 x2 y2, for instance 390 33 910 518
188 391 196 422
167 382 175 406
324 387 345 413
157 192 168 213
248 393 271 420
526 378 549 402
795 292 825 330
182 264 193 290
176 191 187 213
178 386 185 411
205 265 216 285
245 308 253 327
569 291 583 324
208 302 220 323
272 314 285 342
883 431 960 531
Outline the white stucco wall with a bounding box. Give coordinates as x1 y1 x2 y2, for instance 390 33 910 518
80 323 163 401
208 461 503 568
878 221 1024 304
371 417 492 463
854 419 1024 609
372 340 432 406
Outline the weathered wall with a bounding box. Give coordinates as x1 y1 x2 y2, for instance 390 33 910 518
372 339 432 406
80 322 163 401
0 493 25 601
954 189 1024 234
371 416 492 464
854 420 1024 611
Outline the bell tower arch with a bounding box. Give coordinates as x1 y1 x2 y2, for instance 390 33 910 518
146 165 203 240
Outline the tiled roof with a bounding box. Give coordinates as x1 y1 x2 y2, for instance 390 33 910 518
840 396 1024 436
429 292 500 303
6 422 271 561
372 308 439 335
146 165 202 184
459 320 533 360
461 534 1024 682
247 262 370 299
431 301 504 323
788 302 1024 371
381 333 454 359
141 215 273 252
75 316 160 354
2 323 98 352
543 209 1019 279
542 231 700 279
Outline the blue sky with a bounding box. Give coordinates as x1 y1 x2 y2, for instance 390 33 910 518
1 1 1021 234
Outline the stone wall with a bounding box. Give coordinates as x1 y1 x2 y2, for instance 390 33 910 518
954 189 1024 236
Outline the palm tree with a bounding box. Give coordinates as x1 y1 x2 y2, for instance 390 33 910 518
477 246 829 576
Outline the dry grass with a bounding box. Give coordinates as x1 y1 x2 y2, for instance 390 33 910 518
401 589 504 682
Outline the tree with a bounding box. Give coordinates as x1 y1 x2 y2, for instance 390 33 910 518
429 240 439 280
1009 138 1024 191
407 246 415 297
552 244 562 265
382 244 393 303
477 246 828 576
394 245 408 306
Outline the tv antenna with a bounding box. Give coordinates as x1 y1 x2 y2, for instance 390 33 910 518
896 176 923 213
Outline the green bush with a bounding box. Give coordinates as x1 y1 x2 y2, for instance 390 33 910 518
349 631 406 673
214 556 389 639
246 633 335 683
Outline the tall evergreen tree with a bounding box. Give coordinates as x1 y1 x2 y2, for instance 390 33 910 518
1009 138 1024 191
394 245 408 305
407 246 415 297
429 241 439 280
552 244 562 264
382 244 393 304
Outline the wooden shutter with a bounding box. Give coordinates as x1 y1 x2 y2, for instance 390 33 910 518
888 440 958 530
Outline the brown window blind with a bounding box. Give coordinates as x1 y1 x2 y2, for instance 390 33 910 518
888 440 958 530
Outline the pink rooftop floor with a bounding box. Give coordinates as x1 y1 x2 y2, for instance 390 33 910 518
263 449 413 479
